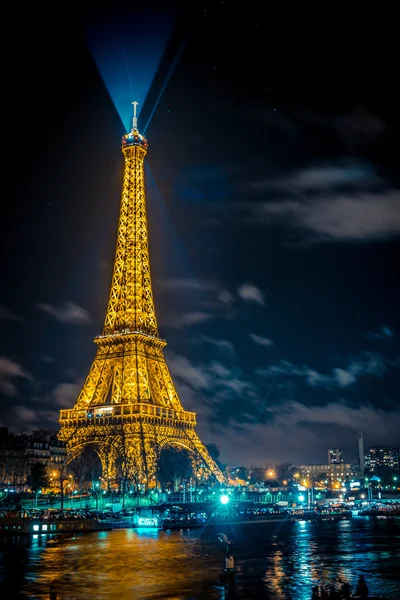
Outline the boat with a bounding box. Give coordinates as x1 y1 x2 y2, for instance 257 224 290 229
0 509 113 535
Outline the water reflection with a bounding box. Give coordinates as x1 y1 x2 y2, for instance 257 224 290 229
0 518 399 599
24 528 224 600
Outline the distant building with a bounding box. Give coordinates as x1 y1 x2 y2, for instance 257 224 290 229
365 446 399 473
296 463 360 483
49 437 67 466
25 436 51 465
0 429 28 488
328 448 344 465
358 432 365 474
0 428 66 490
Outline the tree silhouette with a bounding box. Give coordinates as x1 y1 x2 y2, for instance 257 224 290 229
157 446 193 492
206 443 226 471
69 448 99 492
29 462 49 492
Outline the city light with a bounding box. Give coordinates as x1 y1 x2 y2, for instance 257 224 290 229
138 517 158 527
220 494 230 505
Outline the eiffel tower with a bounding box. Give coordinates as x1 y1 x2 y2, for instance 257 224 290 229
58 102 224 486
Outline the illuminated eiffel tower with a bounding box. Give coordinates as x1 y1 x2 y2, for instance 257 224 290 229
58 102 224 486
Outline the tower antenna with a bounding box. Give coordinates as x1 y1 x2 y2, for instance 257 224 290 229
132 101 139 131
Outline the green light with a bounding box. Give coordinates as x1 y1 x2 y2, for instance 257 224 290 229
220 494 229 505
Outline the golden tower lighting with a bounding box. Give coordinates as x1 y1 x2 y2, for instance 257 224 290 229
58 102 224 485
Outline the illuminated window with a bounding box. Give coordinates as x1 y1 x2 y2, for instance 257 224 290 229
33 525 39 532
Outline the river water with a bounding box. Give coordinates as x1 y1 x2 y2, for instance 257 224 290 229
1 517 399 599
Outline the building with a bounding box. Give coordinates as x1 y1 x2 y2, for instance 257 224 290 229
25 436 50 465
296 463 360 484
49 437 67 466
328 448 344 464
0 429 28 488
365 446 399 473
358 432 365 474
0 429 66 489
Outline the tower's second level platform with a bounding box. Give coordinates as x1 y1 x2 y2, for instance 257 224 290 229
59 402 196 432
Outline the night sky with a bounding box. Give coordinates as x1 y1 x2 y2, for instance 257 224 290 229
2 3 399 466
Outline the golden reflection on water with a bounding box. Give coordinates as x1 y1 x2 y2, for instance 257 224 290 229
25 529 225 600
5 518 400 599
264 547 285 599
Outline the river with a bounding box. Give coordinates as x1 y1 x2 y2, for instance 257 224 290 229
1 517 399 599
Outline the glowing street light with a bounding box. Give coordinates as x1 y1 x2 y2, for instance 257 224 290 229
220 494 230 505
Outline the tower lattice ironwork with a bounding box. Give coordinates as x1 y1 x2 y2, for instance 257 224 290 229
58 103 224 485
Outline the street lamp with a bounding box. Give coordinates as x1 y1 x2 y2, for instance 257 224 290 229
220 494 230 505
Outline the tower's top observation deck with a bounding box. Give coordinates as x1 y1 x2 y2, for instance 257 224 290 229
121 100 148 150
122 129 148 150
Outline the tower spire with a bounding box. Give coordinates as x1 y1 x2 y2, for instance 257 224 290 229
132 100 139 131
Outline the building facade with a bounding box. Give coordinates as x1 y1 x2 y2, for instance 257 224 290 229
296 463 360 483
0 428 66 490
365 446 399 473
0 429 28 488
328 448 344 465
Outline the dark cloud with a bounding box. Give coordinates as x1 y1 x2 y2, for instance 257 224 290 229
36 301 91 324
247 190 400 243
257 352 394 390
365 326 394 340
249 333 274 347
196 335 236 356
0 357 31 397
240 160 400 243
0 306 26 323
168 311 215 328
237 283 265 305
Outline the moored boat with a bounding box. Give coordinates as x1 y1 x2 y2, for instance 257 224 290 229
0 509 113 535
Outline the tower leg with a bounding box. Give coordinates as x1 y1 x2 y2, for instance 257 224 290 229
98 446 118 490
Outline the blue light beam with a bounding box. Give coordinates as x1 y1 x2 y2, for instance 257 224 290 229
85 6 178 131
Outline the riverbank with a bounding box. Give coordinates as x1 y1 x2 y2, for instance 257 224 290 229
1 506 399 536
